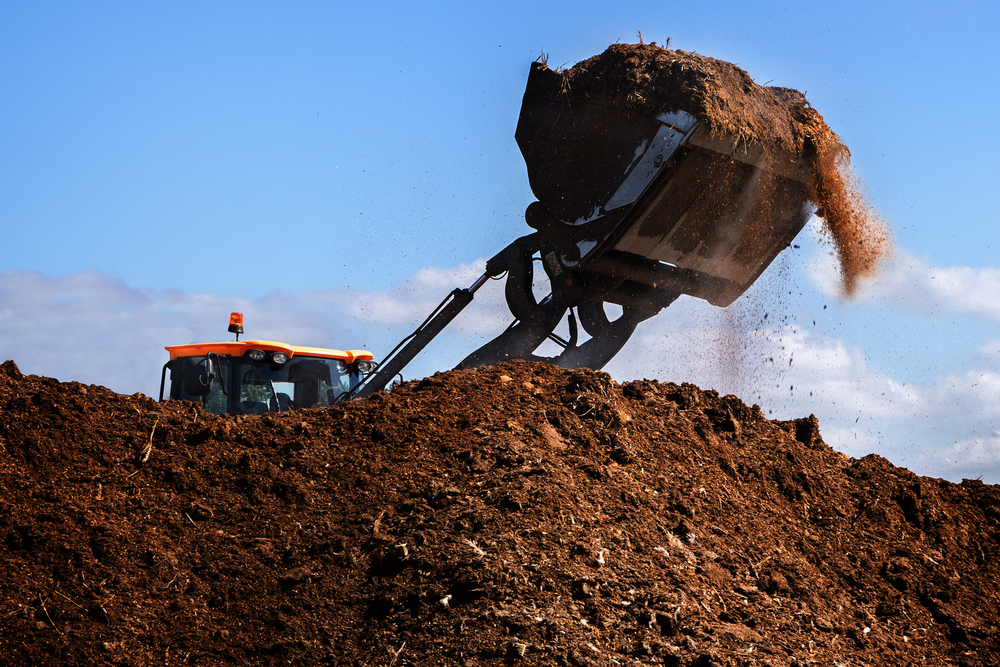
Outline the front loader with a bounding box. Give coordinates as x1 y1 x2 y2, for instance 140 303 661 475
346 61 814 400
162 55 817 414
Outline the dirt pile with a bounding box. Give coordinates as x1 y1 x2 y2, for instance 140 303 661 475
1 358 998 666
548 42 891 293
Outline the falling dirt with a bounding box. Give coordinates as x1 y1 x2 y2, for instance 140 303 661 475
2 358 998 666
806 143 891 294
548 42 892 294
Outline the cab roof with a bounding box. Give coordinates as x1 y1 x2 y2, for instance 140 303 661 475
165 340 374 364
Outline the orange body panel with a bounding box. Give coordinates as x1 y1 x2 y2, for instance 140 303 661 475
166 340 373 364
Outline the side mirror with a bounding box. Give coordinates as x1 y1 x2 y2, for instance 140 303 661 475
183 356 216 397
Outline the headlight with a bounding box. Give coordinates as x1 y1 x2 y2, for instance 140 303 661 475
356 360 377 373
272 352 289 364
247 349 265 361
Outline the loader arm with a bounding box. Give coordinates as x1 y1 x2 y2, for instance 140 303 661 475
344 279 484 401
343 236 539 400
344 231 680 400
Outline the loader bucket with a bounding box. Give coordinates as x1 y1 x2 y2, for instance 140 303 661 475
515 62 814 307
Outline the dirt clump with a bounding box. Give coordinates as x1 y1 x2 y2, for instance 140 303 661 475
1 358 998 665
549 42 891 293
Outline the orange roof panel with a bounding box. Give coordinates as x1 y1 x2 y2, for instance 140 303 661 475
166 340 373 363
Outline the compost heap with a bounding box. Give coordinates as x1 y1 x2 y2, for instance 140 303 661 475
2 359 998 666
548 42 890 293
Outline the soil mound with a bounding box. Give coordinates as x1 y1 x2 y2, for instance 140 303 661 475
549 42 891 293
1 358 998 666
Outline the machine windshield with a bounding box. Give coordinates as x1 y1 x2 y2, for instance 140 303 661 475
237 356 352 415
171 354 357 415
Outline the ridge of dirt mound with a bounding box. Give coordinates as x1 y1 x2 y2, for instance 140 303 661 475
547 42 891 293
1 359 998 666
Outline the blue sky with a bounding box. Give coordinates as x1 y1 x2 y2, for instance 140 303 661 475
2 1 999 482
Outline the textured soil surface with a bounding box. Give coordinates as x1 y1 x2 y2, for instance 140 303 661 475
2 358 999 666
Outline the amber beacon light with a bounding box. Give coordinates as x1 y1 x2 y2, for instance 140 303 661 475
228 312 244 340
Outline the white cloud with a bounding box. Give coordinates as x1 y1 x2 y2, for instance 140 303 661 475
808 239 1000 321
607 313 920 420
814 423 885 460
916 433 1000 483
321 259 512 334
